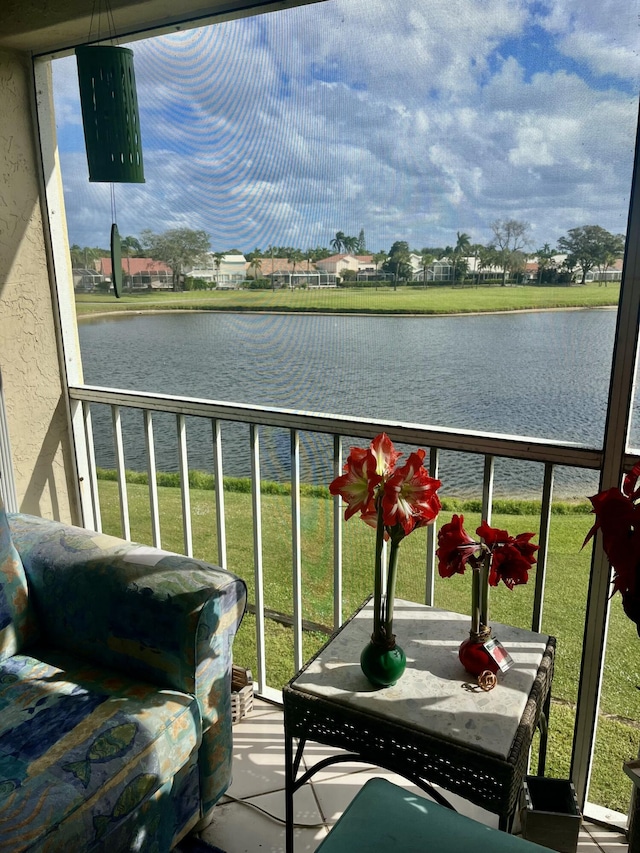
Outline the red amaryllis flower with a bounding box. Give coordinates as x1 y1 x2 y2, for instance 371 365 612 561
583 463 640 635
328 433 442 651
488 533 538 588
584 487 640 593
624 462 640 501
476 521 538 588
436 514 478 577
382 450 442 535
476 520 512 548
370 432 403 478
329 446 378 520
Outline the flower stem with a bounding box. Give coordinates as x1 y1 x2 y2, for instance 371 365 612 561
384 538 402 642
471 566 481 634
480 553 490 631
373 501 385 639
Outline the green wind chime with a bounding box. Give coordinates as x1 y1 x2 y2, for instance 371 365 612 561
75 4 145 298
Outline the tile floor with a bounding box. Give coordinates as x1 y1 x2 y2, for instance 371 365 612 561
198 699 630 853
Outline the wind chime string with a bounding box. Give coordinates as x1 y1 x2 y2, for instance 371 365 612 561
89 0 119 44
111 183 118 226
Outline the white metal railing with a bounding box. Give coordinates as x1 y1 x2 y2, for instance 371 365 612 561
66 381 640 825
68 383 607 682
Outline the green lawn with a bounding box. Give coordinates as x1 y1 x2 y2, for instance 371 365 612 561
75 282 620 318
96 476 640 813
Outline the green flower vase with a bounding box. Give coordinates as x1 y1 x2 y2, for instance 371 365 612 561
360 636 406 687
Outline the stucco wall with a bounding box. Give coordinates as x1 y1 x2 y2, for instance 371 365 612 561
0 48 79 522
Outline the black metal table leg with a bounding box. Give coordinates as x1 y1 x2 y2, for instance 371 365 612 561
284 729 296 853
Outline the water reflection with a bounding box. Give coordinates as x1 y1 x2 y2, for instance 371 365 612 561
79 309 618 498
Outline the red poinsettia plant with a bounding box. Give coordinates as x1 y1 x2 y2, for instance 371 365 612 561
584 462 640 635
437 514 538 638
329 433 442 648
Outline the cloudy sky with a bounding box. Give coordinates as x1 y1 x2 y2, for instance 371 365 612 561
53 0 639 254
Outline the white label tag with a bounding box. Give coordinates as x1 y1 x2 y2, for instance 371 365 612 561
483 637 514 672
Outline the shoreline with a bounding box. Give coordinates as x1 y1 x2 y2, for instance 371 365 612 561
95 467 593 506
76 303 617 322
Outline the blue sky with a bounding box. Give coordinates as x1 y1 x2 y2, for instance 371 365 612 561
53 0 640 254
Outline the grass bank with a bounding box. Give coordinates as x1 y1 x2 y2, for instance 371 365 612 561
96 473 639 812
75 282 620 318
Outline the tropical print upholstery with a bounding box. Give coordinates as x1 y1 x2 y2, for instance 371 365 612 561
0 510 247 852
0 497 38 661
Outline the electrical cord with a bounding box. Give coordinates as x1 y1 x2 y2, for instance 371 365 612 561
220 791 328 829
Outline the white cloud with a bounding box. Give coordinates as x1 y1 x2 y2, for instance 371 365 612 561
53 0 638 253
538 0 640 83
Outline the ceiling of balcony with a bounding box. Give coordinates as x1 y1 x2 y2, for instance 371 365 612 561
0 0 321 55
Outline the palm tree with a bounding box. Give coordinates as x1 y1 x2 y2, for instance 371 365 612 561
287 249 303 287
477 246 500 282
468 243 484 286
455 231 471 254
304 250 316 285
70 244 84 268
373 252 387 280
121 235 142 292
267 245 276 290
536 243 556 284
343 235 359 255
248 257 262 280
419 250 434 288
452 232 471 283
212 252 225 286
331 232 346 254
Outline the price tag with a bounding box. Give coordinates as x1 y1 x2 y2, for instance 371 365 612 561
483 637 513 672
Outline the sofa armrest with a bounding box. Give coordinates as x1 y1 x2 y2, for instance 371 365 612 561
7 514 247 696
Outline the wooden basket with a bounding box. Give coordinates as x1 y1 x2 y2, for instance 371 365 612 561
231 665 254 724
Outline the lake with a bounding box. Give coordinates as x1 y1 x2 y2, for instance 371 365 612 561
78 308 626 499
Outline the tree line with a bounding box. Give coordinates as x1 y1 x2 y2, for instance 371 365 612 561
70 220 625 291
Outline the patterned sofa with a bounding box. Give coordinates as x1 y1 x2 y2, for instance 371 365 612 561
0 499 247 852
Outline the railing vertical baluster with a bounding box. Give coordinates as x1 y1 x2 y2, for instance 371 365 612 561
176 414 193 556
111 405 130 540
333 435 343 630
144 410 161 547
481 455 495 524
425 446 440 606
212 419 227 571
250 424 267 694
291 429 303 673
532 463 554 633
82 402 102 532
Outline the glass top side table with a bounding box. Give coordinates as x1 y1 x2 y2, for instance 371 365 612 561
283 599 555 852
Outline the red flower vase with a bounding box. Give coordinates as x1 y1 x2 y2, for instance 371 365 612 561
458 630 499 677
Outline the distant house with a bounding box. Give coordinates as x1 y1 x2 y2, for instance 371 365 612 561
258 257 336 288
98 257 173 290
315 254 359 276
185 253 247 288
72 268 104 292
354 254 374 272
410 256 454 283
524 261 539 281
585 257 623 282
354 255 393 281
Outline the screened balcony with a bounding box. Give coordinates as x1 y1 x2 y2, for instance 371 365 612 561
1 0 640 847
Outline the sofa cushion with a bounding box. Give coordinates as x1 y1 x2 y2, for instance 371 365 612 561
0 647 202 851
0 497 38 662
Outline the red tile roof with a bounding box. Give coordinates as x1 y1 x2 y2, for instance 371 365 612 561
98 257 173 276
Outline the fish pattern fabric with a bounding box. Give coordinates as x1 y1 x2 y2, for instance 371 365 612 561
0 510 247 852
0 498 38 661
